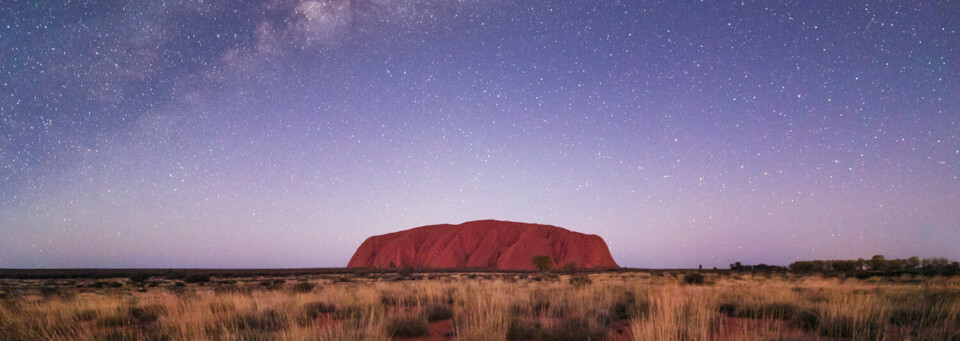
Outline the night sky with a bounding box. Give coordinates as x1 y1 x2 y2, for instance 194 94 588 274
2 1 958 269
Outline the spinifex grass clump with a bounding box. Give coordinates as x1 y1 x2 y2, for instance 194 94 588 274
292 281 316 293
569 274 592 289
539 317 607 341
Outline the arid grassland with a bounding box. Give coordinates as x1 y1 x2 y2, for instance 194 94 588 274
1 271 958 340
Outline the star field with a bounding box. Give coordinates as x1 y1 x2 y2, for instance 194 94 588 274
1 1 958 268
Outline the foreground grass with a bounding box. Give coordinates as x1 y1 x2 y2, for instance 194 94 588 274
0 272 958 340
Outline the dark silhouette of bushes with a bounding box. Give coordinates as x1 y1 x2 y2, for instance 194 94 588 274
183 274 211 284
730 262 788 271
128 273 150 284
790 255 959 277
682 272 705 285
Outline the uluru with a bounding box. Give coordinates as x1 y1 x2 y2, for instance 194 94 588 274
347 220 619 270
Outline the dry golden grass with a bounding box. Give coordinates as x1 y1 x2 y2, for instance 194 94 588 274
0 272 958 340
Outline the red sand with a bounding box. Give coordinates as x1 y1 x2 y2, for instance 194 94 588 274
347 220 619 270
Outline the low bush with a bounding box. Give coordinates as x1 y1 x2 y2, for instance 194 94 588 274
683 272 705 285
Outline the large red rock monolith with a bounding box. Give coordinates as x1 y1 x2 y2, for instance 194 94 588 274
347 220 619 270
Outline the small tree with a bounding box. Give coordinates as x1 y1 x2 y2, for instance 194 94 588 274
868 255 886 270
532 256 553 272
906 256 920 270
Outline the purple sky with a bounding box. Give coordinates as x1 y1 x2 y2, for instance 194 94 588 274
1 1 958 269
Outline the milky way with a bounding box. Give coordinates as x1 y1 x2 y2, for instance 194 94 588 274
1 1 958 268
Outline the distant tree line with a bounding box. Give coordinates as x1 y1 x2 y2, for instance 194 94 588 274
789 255 959 277
729 262 787 271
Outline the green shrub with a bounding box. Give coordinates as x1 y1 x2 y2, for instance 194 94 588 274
387 316 429 338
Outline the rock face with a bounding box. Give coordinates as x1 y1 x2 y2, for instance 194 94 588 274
347 220 619 270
